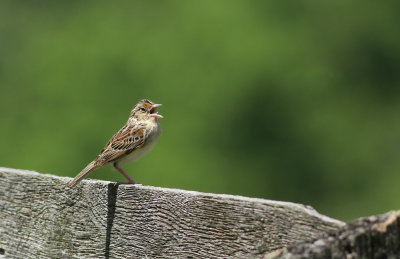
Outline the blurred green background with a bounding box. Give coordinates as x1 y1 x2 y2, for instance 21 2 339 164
1 1 400 221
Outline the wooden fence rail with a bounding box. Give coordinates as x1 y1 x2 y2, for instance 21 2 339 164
0 167 398 258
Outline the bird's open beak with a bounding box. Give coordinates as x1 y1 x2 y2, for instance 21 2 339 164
150 104 163 119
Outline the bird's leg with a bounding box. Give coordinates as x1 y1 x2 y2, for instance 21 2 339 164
113 163 136 184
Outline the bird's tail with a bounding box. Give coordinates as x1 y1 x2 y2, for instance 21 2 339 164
67 161 101 187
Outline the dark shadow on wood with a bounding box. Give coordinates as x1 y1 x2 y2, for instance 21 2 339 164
104 183 119 259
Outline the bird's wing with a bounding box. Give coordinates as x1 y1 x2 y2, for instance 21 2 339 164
96 124 146 163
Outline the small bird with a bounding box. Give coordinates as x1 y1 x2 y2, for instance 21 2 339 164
68 99 163 187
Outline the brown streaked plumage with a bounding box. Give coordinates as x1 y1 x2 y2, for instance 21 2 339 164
68 99 163 187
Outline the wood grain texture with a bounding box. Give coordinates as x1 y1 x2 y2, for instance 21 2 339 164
0 167 344 259
272 211 400 259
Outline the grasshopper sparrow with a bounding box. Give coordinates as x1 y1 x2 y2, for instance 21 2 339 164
68 99 163 187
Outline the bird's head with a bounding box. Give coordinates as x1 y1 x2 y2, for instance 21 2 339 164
130 99 163 121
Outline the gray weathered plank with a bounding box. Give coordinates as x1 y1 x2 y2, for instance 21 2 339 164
0 167 344 259
270 211 400 259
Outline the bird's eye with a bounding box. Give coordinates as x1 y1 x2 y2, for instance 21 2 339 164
140 107 146 112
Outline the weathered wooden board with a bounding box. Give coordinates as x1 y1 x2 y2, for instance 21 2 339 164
0 167 343 258
270 211 400 259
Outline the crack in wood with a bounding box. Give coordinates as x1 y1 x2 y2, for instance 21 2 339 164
104 183 119 259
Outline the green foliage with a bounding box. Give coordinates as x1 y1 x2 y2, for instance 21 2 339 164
1 1 400 221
